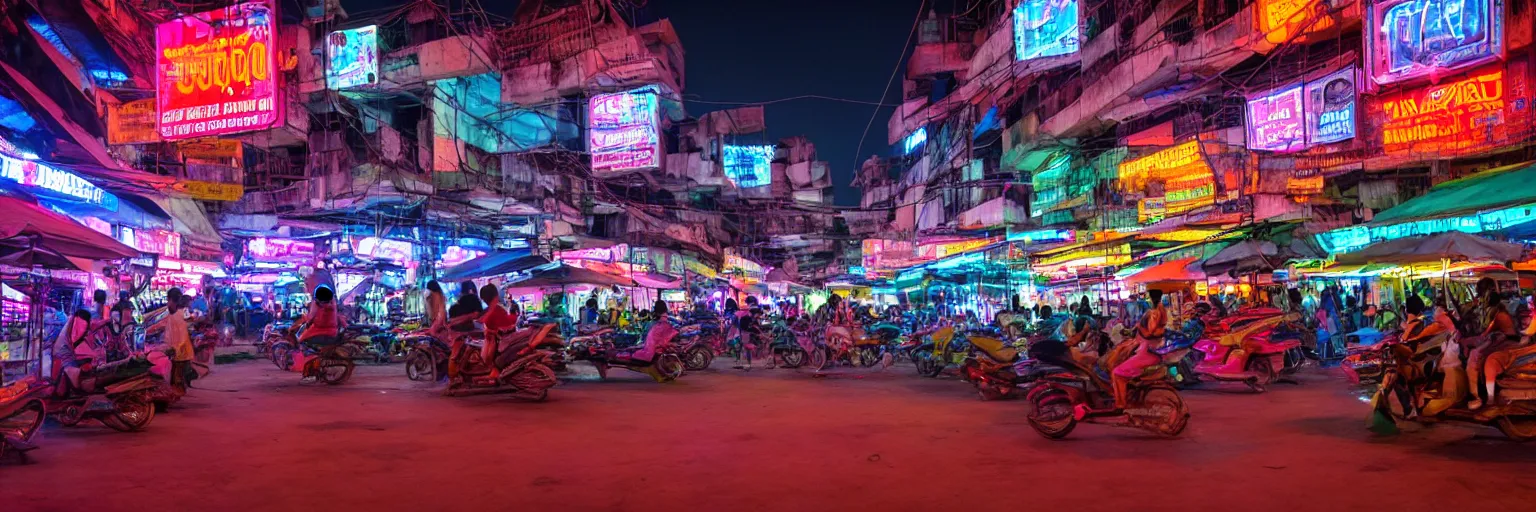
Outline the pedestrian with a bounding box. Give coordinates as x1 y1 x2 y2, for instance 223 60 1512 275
148 288 196 396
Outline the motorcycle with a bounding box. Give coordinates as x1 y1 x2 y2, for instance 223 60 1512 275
910 326 967 378
444 324 563 400
0 377 47 462
1340 327 1393 385
1021 343 1191 439
1367 332 1536 441
961 332 1031 400
47 357 159 432
676 317 726 371
403 332 452 382
292 342 357 385
812 322 893 370
1190 314 1301 392
565 325 685 382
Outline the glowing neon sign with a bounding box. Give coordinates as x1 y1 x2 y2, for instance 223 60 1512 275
246 238 315 261
325 25 378 90
1008 229 1075 244
723 145 775 188
1257 0 1335 44
1014 0 1080 61
1377 67 1524 155
155 2 281 140
439 245 484 268
1305 66 1358 145
589 89 661 172
0 153 118 211
1118 141 1216 219
353 237 413 265
1366 0 1504 85
901 128 927 155
1317 202 1536 254
1246 83 1306 152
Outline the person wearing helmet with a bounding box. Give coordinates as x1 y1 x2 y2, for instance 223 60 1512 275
297 285 345 348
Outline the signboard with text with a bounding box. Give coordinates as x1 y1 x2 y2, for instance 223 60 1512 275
107 99 160 144
1375 65 1530 157
1118 140 1216 218
0 153 118 211
326 25 379 90
1365 0 1503 85
1304 66 1358 145
1014 0 1080 61
723 145 775 188
1248 66 1358 151
155 2 281 140
1246 83 1306 152
589 89 660 173
170 180 244 201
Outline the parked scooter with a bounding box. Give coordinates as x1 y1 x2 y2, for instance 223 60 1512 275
910 326 967 377
403 332 451 382
0 377 47 462
1021 341 1190 439
565 325 685 382
1190 314 1300 391
47 357 159 432
444 324 563 400
961 332 1032 400
1368 332 1536 441
813 322 895 370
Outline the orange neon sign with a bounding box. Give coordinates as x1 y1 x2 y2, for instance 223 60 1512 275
1376 67 1528 156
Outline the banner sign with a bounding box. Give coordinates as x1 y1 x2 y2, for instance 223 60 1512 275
155 2 282 140
0 153 118 211
1246 83 1305 152
1258 0 1334 44
326 25 378 90
121 228 182 258
1118 140 1216 218
723 145 774 188
107 99 160 144
352 237 413 265
177 138 244 160
1014 0 1080 61
246 238 315 262
170 180 244 201
1365 0 1504 85
439 245 484 268
1304 66 1358 145
589 89 660 172
1376 66 1528 156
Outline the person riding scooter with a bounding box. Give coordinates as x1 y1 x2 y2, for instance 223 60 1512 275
1111 289 1168 410
297 286 345 350
52 309 97 395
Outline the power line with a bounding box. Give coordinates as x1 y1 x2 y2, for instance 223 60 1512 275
852 0 929 171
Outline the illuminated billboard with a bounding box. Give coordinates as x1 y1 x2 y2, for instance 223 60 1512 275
1118 140 1216 218
1304 66 1358 145
155 2 281 140
0 153 119 211
326 25 378 90
1246 84 1306 152
1014 0 1081 61
723 145 775 188
900 127 927 155
1376 66 1528 156
1258 0 1335 44
589 89 661 172
1366 0 1504 85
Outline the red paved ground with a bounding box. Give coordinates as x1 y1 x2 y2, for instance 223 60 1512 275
3 360 1534 511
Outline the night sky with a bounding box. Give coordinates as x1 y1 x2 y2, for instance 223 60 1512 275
344 0 927 206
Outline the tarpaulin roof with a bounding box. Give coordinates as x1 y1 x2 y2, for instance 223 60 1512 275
1334 232 1527 266
505 263 636 289
0 194 137 261
439 250 543 282
1372 162 1536 224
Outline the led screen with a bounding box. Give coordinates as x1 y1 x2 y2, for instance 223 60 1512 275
326 25 378 90
589 89 661 172
1366 0 1503 85
723 145 775 188
1014 0 1081 61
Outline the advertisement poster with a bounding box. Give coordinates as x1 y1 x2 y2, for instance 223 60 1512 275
1366 0 1504 85
589 89 660 173
1376 65 1529 156
170 180 245 201
107 99 160 144
722 145 775 188
1246 84 1306 152
1014 0 1081 61
155 2 281 140
246 238 315 262
326 25 378 90
1304 66 1358 144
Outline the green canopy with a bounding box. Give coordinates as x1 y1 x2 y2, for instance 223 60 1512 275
1372 162 1536 224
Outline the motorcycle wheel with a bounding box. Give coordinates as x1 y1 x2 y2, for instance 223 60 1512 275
1137 387 1190 437
318 358 355 385
780 348 806 369
654 354 684 382
856 347 880 368
1026 388 1077 439
509 364 558 402
808 347 828 371
271 344 293 371
106 393 155 432
405 349 436 382
1249 355 1276 387
1496 416 1536 442
3 399 45 442
976 382 1008 401
683 346 715 372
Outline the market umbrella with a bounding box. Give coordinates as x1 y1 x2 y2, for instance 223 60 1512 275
1334 232 1527 266
632 271 681 289
503 263 637 289
0 195 138 261
1125 257 1204 285
1201 240 1286 277
438 251 546 282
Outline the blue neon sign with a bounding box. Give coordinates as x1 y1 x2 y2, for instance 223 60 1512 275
1014 0 1080 61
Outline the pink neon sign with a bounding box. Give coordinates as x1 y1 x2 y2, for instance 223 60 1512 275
588 89 660 173
246 238 315 261
1245 83 1305 152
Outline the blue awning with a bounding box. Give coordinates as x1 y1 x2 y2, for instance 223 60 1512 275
438 250 544 282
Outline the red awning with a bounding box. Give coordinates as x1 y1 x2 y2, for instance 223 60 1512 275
1125 257 1204 285
0 195 138 262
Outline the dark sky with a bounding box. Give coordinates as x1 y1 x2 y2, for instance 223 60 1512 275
345 0 927 205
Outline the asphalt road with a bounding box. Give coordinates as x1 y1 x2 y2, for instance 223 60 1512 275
4 359 1535 511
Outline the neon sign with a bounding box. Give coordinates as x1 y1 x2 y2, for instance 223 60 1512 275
900 128 927 155
1258 0 1332 44
1118 140 1216 219
353 237 413 265
1377 67 1524 156
1246 83 1305 152
439 245 484 268
1008 229 1075 244
155 2 281 140
1014 0 1080 61
723 145 775 188
1318 202 1536 253
1304 66 1358 145
325 25 378 90
246 238 315 262
1366 0 1504 85
122 229 182 258
0 153 119 211
589 89 661 172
